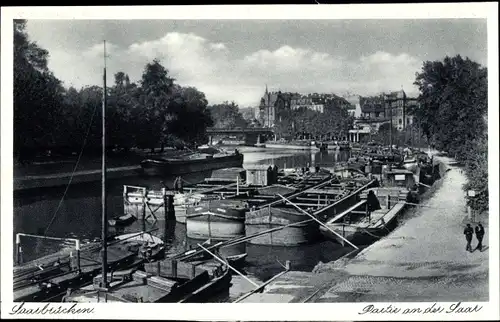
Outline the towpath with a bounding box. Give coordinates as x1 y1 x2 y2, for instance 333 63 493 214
243 155 490 303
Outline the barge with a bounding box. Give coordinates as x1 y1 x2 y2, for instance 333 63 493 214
140 150 243 176
320 187 409 246
265 140 323 151
63 258 231 303
245 174 378 246
13 232 164 302
184 166 332 240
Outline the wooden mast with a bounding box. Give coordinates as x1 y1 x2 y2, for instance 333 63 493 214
101 40 108 289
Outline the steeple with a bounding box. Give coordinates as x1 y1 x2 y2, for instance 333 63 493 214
265 84 268 95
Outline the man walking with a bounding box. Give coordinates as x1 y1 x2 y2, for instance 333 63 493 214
475 223 485 251
464 223 474 252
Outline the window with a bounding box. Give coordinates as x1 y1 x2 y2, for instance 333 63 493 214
398 118 402 124
375 112 380 117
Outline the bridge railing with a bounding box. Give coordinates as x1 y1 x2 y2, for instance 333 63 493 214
206 127 274 133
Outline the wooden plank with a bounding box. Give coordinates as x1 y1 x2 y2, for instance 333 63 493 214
304 189 343 195
283 202 324 207
295 196 331 202
326 200 367 224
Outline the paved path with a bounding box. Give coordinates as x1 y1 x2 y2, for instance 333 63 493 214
317 155 489 302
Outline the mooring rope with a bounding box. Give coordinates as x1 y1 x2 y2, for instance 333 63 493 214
44 102 99 235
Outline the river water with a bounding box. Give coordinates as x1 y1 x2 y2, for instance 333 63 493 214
14 147 352 301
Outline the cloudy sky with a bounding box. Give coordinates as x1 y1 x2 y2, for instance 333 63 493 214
25 19 487 107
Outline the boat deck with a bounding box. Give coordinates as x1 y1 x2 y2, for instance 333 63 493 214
14 240 143 302
328 202 405 229
70 278 171 303
66 258 228 303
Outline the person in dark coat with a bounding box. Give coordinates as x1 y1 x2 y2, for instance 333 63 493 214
464 223 474 252
366 190 381 212
273 165 279 184
475 223 485 251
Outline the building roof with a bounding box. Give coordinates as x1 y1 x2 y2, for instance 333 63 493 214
359 96 385 113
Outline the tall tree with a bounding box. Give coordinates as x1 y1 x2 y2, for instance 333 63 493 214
14 19 65 160
413 55 487 157
107 72 138 151
136 59 175 151
169 86 213 147
413 55 488 213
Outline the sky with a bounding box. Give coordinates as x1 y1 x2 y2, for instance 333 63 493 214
25 19 487 107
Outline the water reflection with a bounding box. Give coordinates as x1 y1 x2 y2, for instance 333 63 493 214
245 241 352 281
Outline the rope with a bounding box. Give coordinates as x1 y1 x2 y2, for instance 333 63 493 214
44 102 99 235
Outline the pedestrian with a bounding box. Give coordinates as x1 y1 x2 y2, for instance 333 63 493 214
464 223 474 252
475 223 485 251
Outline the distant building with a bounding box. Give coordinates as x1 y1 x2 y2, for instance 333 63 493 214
259 86 279 127
258 87 296 127
290 93 353 114
356 95 389 133
354 90 418 137
384 90 418 131
290 96 324 113
258 86 356 127
323 94 353 114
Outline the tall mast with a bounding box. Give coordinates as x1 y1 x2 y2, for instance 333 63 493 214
101 40 108 290
387 94 392 151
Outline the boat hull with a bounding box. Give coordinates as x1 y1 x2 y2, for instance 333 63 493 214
186 200 248 240
265 142 320 151
321 201 406 246
186 216 245 240
141 154 244 176
245 222 319 246
245 207 320 246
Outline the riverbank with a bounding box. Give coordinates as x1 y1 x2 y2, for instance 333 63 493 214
242 155 489 302
13 149 188 191
14 148 183 177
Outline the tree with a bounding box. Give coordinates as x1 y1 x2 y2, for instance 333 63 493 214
107 72 139 151
207 101 248 129
169 86 213 147
462 132 488 213
14 19 66 160
413 55 488 213
413 55 487 157
135 60 175 151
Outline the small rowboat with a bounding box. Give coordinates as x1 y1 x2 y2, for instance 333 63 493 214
108 214 136 227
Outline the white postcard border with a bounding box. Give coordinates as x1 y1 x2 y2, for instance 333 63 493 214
1 3 498 321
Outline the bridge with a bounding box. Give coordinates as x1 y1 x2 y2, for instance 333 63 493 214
206 127 274 135
206 127 274 145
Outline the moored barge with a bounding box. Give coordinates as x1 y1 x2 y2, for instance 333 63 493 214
140 150 244 176
63 257 231 303
184 166 333 240
245 174 378 246
320 187 409 246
